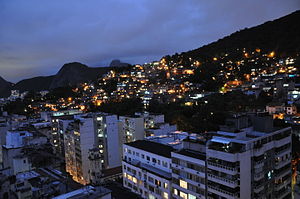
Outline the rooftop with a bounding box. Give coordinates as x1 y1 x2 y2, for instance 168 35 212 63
125 140 175 158
175 149 206 161
53 185 111 199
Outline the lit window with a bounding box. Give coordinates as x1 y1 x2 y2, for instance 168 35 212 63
164 183 168 189
149 194 155 199
180 180 188 189
188 194 196 199
127 174 132 181
163 192 168 199
133 177 137 184
97 117 102 121
179 191 188 199
173 189 178 195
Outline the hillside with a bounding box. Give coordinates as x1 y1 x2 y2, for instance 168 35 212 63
49 62 110 89
0 76 12 97
13 76 55 93
166 10 300 61
0 62 111 97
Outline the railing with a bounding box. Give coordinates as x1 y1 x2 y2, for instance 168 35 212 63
253 183 264 193
207 161 237 172
254 171 264 180
208 185 239 198
275 179 291 190
208 173 238 186
254 160 264 168
275 147 291 155
275 158 291 169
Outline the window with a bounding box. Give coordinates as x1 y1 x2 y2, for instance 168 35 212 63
152 158 157 163
142 154 145 159
180 180 188 189
133 177 137 184
127 174 133 181
179 191 188 199
155 179 161 186
188 194 196 199
163 192 168 199
162 161 168 168
164 183 168 189
147 156 150 161
149 194 155 199
173 189 178 195
148 176 154 183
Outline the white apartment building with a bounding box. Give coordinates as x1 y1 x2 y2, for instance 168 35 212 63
171 138 207 199
64 113 121 185
119 115 144 143
206 127 291 199
122 114 292 199
123 140 175 199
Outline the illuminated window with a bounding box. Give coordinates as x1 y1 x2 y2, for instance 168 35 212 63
127 174 132 181
123 172 127 178
173 189 178 195
179 192 188 199
180 180 188 189
133 177 137 184
164 183 168 189
149 194 155 199
188 194 196 199
163 192 168 199
97 117 102 121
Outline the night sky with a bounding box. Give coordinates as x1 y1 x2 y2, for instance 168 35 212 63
0 0 299 82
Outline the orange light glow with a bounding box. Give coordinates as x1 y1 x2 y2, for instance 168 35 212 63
268 51 275 58
183 69 194 75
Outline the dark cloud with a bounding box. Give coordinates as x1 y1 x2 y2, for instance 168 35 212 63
0 0 299 82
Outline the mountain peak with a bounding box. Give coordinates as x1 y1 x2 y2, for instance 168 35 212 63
50 62 110 89
109 59 130 67
57 62 89 74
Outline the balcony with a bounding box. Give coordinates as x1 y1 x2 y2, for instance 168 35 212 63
254 172 264 181
275 145 291 155
208 185 239 199
254 160 264 169
275 178 291 191
253 183 264 193
275 187 291 199
208 174 238 188
207 161 238 175
275 159 291 169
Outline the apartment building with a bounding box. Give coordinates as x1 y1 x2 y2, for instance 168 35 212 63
50 109 82 156
64 113 121 185
206 119 291 199
119 115 144 143
123 140 175 199
122 114 292 199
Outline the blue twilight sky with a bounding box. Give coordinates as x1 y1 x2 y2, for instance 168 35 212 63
0 0 299 82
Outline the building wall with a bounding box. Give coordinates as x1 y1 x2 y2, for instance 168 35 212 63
105 115 121 168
